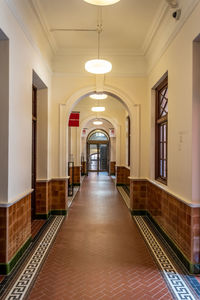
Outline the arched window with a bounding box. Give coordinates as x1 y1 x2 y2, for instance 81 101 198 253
88 130 109 141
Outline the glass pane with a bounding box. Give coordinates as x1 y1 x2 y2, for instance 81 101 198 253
164 160 166 178
160 143 163 158
89 132 108 141
89 144 98 171
99 144 108 171
164 142 167 159
159 87 168 118
160 126 162 140
160 160 162 177
164 124 167 141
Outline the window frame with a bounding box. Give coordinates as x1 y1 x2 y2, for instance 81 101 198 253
155 77 168 185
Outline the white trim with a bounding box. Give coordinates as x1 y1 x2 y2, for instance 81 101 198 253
0 189 33 207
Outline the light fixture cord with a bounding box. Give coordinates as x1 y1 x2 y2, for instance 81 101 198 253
98 30 100 59
97 8 102 59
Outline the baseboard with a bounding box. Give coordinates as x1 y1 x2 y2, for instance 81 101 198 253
50 210 67 216
0 237 32 275
35 212 50 220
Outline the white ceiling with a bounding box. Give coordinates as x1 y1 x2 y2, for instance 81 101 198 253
33 0 163 54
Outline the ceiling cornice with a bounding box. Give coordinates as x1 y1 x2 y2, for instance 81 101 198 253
142 1 168 55
146 0 200 74
30 0 58 54
55 48 144 57
5 0 53 73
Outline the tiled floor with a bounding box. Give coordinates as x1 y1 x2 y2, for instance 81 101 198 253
31 219 46 239
0 276 5 284
27 173 173 300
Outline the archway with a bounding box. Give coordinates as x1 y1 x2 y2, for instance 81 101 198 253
59 85 140 179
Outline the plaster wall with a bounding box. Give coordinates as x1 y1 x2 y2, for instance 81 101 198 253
147 1 200 203
0 1 51 203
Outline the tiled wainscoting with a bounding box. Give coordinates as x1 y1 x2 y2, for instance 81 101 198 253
69 166 81 185
115 166 130 186
81 161 87 175
0 194 31 275
130 178 200 274
109 161 116 175
0 178 68 275
36 178 68 218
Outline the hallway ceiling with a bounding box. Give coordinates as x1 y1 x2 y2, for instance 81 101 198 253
32 0 163 55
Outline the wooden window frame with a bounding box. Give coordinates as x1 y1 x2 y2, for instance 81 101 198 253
155 77 168 185
128 116 130 167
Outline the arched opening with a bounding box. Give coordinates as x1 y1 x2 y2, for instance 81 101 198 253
87 129 110 173
59 85 140 183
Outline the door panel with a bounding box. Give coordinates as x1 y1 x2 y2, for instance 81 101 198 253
87 143 108 172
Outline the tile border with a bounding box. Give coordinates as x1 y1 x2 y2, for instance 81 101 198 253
118 184 200 274
3 216 65 300
134 216 200 300
131 209 200 274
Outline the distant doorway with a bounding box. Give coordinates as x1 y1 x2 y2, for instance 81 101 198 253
87 130 109 173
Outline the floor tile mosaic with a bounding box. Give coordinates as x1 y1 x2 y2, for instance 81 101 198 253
3 216 64 300
134 216 199 300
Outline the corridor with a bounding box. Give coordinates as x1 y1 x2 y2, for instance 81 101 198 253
27 173 172 300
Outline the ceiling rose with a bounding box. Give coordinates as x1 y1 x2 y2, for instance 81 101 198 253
90 93 108 100
84 0 120 6
85 59 112 74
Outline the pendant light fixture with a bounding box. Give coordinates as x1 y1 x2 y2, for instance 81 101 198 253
85 22 112 74
90 93 108 100
91 106 105 112
93 120 103 125
84 0 120 5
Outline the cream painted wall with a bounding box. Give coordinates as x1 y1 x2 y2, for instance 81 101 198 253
51 75 146 178
0 1 51 203
64 95 128 170
0 38 9 203
147 1 200 203
37 89 49 180
2 0 200 206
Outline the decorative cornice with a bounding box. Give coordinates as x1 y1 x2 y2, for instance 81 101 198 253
142 1 168 55
146 0 200 75
30 0 57 54
5 0 53 73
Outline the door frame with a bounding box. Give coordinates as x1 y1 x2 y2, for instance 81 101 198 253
86 130 110 173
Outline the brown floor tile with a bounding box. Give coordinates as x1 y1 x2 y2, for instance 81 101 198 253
28 173 172 300
31 219 46 239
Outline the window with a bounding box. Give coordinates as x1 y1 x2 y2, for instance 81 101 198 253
155 77 168 184
88 131 109 141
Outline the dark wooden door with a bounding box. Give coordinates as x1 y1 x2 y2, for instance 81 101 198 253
32 86 37 219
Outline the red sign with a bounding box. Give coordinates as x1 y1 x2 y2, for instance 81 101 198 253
68 112 80 127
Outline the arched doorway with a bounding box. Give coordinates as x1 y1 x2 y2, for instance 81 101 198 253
87 130 110 173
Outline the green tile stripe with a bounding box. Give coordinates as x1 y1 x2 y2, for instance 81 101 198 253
51 210 67 216
0 237 32 275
